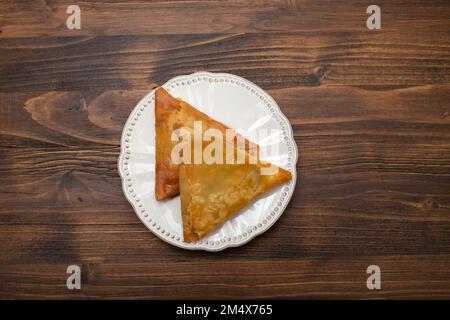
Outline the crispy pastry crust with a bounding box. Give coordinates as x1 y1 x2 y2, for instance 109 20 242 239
180 163 292 242
155 87 258 200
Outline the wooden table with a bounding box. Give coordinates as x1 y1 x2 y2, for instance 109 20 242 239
1 0 449 299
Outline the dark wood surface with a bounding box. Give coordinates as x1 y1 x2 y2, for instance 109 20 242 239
1 0 450 299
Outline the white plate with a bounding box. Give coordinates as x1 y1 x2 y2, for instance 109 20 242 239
118 71 298 251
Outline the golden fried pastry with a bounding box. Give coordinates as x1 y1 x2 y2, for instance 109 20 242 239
179 163 292 242
155 87 257 200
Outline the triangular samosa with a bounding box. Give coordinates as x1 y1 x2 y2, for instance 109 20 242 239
179 163 292 242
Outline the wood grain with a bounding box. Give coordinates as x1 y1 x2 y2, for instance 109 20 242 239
0 0 449 299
